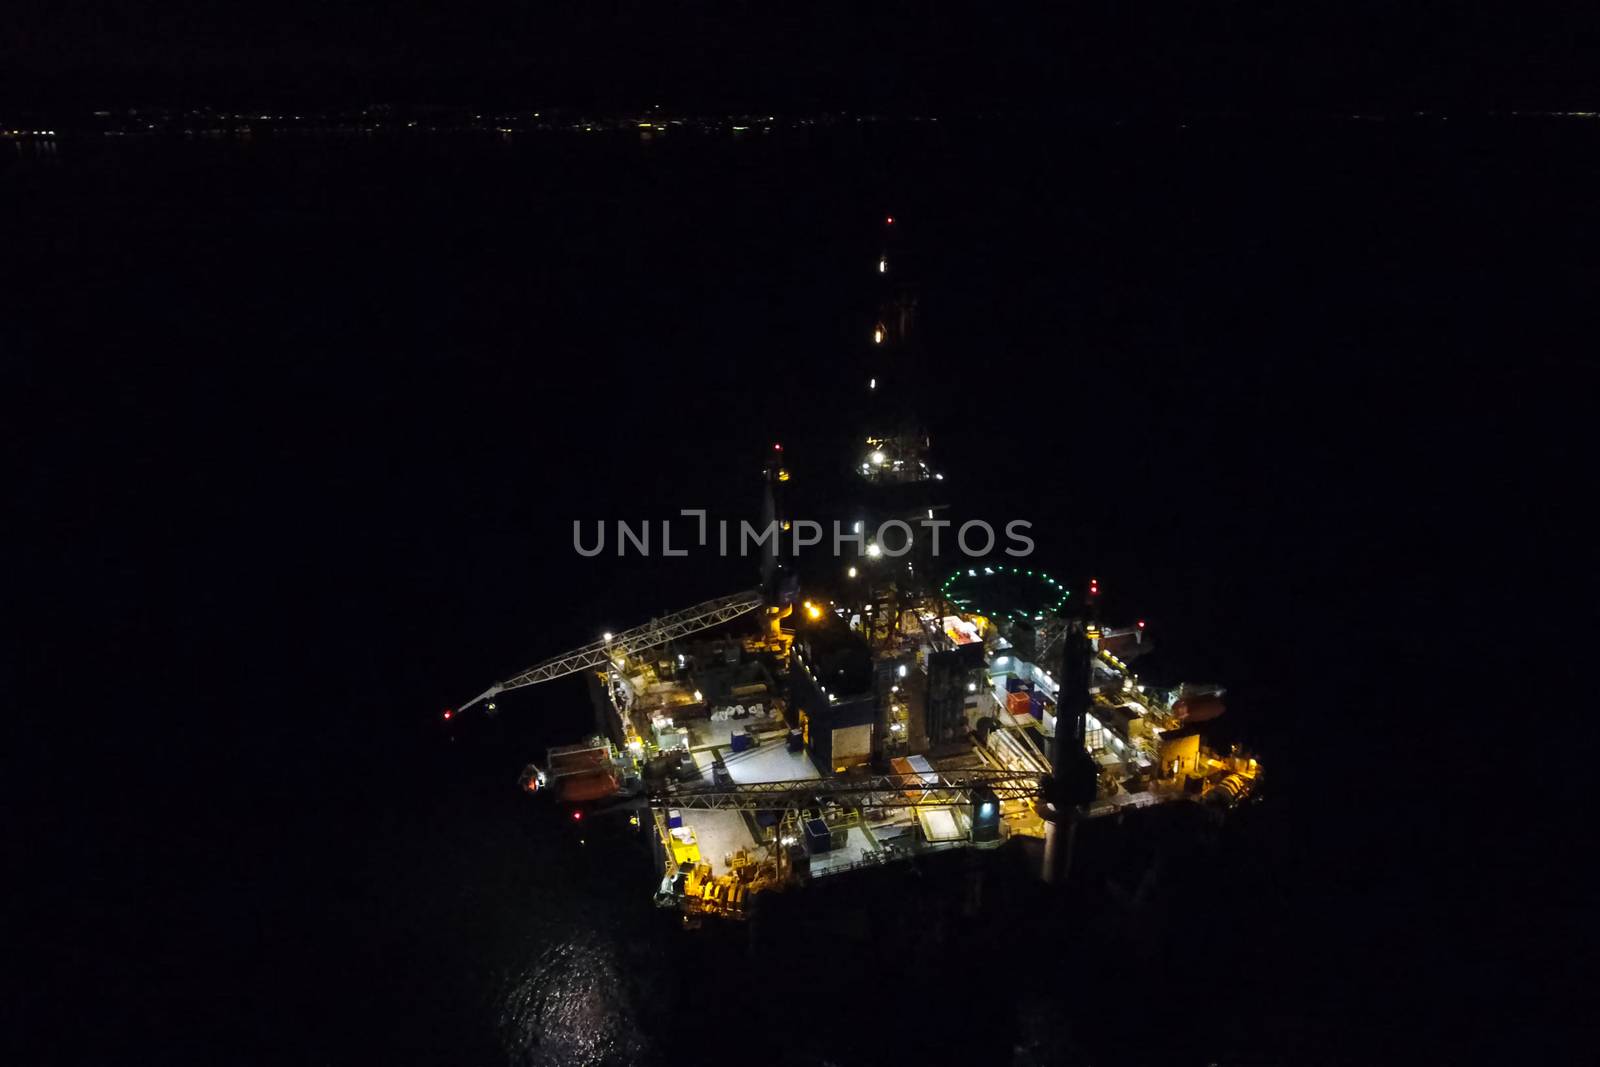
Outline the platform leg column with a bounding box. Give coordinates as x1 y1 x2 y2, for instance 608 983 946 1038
1041 811 1077 885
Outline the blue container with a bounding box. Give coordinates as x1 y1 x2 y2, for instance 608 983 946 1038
787 728 805 753
804 817 832 854
667 809 683 829
1029 692 1046 718
730 729 752 753
1005 676 1032 693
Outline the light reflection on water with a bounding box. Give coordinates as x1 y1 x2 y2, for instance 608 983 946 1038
496 930 649 1067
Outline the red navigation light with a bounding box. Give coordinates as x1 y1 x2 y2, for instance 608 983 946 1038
1088 578 1100 596
1137 619 1146 629
885 215 894 225
572 810 583 821
773 442 782 451
442 709 453 720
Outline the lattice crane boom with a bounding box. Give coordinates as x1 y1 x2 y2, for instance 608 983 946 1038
459 590 765 712
652 768 1044 811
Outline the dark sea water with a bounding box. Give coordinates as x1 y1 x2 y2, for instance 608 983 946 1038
9 119 1590 1063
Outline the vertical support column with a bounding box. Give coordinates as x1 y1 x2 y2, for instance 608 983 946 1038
1042 600 1096 885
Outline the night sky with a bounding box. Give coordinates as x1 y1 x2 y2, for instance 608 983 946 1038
6 1 1600 111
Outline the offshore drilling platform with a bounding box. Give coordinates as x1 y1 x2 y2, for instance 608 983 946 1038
455 215 1261 923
